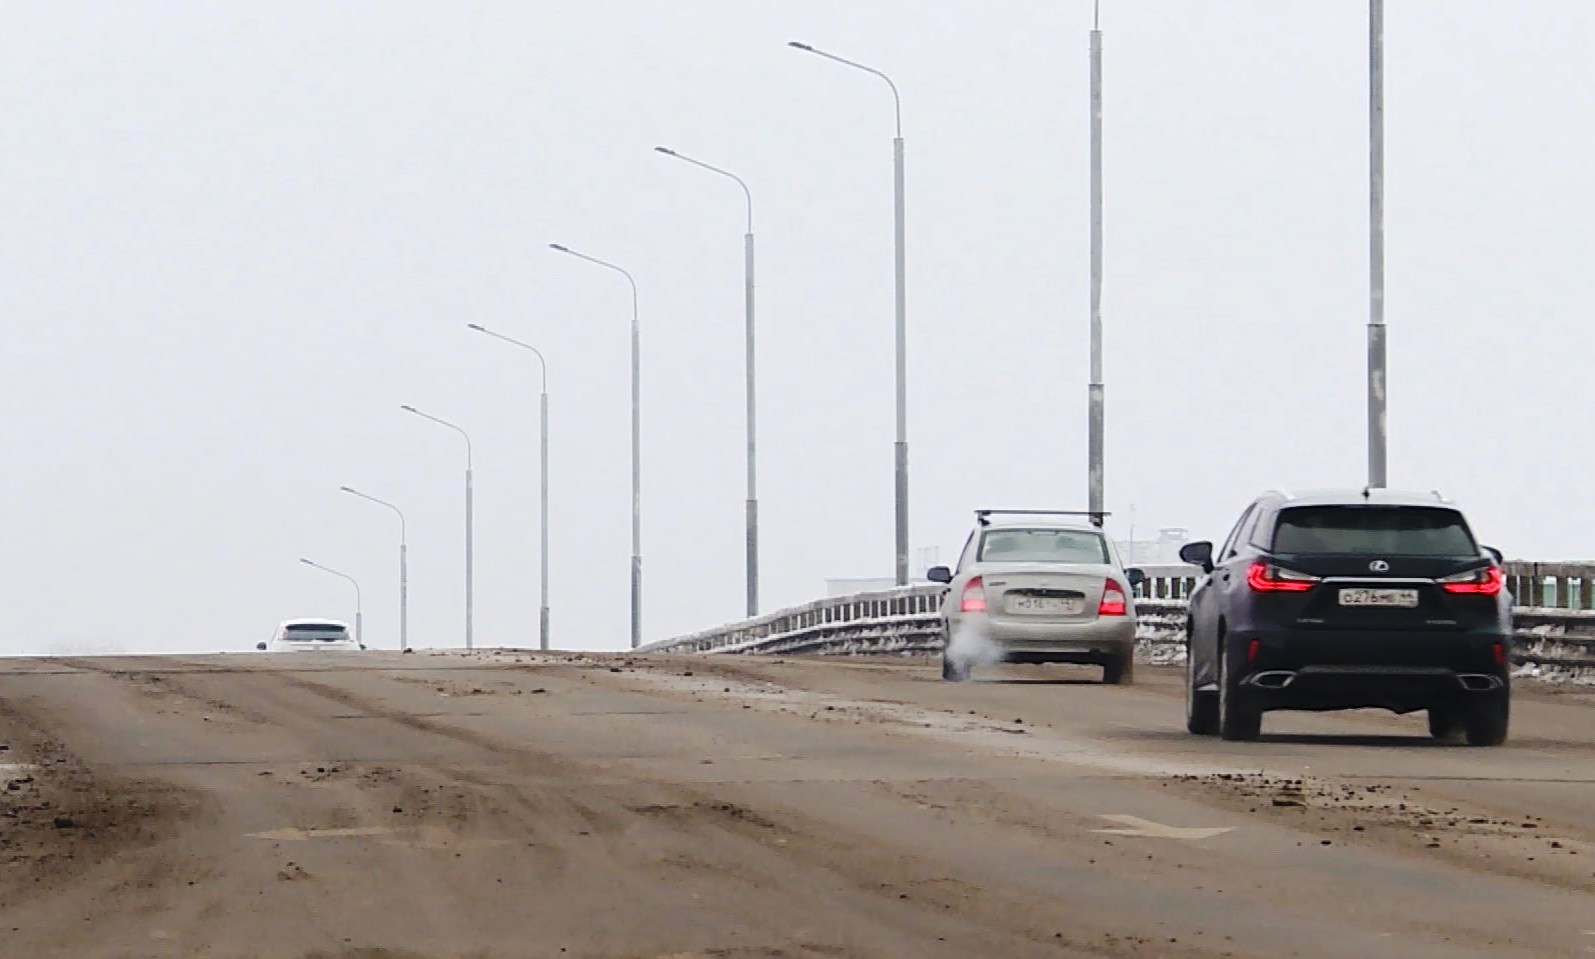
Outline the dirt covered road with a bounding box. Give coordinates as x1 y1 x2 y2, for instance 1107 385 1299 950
2 651 1593 959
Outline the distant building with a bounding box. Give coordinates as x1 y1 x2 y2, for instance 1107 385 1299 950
824 577 901 597
1115 527 1192 566
827 534 1194 595
825 548 941 596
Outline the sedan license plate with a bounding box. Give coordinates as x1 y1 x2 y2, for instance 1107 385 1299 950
1006 595 1082 615
1338 587 1419 608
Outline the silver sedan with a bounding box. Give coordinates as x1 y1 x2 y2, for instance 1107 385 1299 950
927 513 1144 683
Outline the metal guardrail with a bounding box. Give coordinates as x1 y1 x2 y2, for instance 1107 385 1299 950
1092 561 1595 611
642 561 1595 677
640 584 947 657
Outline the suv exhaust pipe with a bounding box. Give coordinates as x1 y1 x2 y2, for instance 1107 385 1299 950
1248 670 1297 689
1456 673 1504 691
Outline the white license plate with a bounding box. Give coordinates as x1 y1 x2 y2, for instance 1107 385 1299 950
1338 588 1419 608
1005 595 1083 615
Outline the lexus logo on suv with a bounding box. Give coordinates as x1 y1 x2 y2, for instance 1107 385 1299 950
1369 560 1391 572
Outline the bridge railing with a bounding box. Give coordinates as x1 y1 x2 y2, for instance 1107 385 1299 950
1129 561 1595 611
1503 561 1595 610
640 584 947 657
642 560 1595 676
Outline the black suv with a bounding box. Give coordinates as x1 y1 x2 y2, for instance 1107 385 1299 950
1179 489 1511 745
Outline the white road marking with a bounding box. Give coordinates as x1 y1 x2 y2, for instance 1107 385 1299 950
247 824 512 850
247 826 397 842
1090 814 1233 841
380 825 514 850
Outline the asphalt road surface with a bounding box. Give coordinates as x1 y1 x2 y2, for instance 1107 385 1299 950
2 651 1593 959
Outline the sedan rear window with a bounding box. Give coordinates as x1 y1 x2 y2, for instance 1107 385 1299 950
285 623 347 635
1272 506 1477 557
978 528 1109 564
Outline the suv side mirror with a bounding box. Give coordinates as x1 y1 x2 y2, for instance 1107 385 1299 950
1178 541 1215 573
255 642 268 651
1125 567 1146 588
926 565 953 584
1483 545 1504 564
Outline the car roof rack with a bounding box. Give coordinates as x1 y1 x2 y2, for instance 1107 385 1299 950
975 509 1110 528
1357 486 1448 502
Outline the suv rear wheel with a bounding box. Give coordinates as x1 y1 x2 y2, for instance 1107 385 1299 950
1218 642 1261 741
1185 627 1219 736
1427 706 1462 742
1463 695 1508 747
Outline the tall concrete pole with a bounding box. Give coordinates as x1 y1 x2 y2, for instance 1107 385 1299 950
539 387 549 648
1368 0 1388 488
892 131 909 583
744 228 758 614
1088 8 1106 528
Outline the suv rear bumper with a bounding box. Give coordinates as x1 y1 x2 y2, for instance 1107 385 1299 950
1229 626 1509 713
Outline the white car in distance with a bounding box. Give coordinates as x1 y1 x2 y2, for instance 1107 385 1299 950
257 619 362 652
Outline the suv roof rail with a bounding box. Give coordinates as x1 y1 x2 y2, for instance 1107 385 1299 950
976 508 1110 528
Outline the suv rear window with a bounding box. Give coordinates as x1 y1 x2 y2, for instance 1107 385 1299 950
1272 506 1477 557
285 623 346 634
979 528 1109 564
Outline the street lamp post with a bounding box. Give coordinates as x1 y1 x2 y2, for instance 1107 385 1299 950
299 558 362 649
467 323 551 651
789 40 911 585
338 486 407 652
400 405 473 650
653 145 759 618
550 243 642 650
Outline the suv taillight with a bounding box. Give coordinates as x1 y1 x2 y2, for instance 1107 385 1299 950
960 576 987 612
1440 565 1504 596
1246 561 1319 592
1098 580 1127 616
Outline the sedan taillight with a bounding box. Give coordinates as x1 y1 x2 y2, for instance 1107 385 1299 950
960 576 987 612
1098 580 1128 616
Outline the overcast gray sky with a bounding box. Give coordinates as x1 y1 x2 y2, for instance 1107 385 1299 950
3 2 1590 655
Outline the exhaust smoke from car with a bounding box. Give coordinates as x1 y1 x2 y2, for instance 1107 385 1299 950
945 617 1003 675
